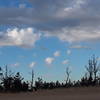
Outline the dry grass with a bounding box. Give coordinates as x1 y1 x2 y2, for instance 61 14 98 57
0 87 100 100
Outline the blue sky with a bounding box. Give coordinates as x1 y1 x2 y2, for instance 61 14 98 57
0 0 100 82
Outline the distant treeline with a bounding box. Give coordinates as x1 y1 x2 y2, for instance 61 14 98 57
0 55 100 92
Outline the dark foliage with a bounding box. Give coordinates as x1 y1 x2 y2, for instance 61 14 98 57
0 67 29 92
0 55 100 93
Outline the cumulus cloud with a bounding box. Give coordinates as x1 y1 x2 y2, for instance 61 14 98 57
29 62 36 68
0 0 100 44
62 59 69 65
54 51 60 57
45 57 55 65
0 27 41 48
45 26 100 43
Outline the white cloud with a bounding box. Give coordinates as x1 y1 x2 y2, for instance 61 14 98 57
64 0 85 13
45 26 100 43
0 27 41 48
45 57 55 65
0 0 100 45
29 62 36 68
62 59 69 65
54 51 60 57
10 63 20 67
67 50 71 55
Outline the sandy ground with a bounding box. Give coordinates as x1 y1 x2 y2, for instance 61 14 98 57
0 87 100 100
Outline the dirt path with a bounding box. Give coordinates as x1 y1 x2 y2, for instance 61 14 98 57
0 87 100 100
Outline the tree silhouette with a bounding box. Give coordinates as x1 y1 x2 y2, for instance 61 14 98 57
92 55 100 84
0 55 100 92
35 77 43 89
56 80 60 88
31 70 34 91
13 72 23 92
85 59 93 85
5 65 8 78
0 67 3 91
66 67 71 87
85 55 100 86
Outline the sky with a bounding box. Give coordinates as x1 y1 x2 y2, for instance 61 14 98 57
0 0 100 82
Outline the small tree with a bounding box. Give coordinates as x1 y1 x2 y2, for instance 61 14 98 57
92 55 99 82
0 67 3 91
85 55 100 85
35 77 43 89
31 70 34 90
5 65 8 78
85 59 93 85
66 67 71 85
0 67 3 81
56 80 60 88
13 72 24 92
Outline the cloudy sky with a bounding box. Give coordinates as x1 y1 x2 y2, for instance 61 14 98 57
0 0 100 82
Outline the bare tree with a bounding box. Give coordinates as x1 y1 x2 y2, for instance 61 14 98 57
92 55 99 81
0 67 3 83
31 70 34 89
85 59 93 82
66 67 71 84
85 55 100 85
5 65 8 78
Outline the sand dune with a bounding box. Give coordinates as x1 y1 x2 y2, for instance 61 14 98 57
0 87 100 100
